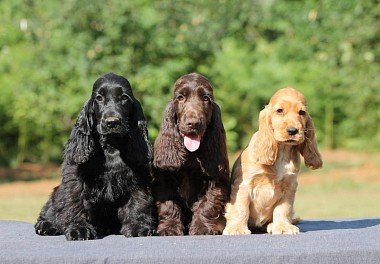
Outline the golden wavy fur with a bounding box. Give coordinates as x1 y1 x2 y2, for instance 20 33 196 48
223 87 322 235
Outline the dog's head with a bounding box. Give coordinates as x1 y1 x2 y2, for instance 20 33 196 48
153 73 229 175
92 73 134 136
254 87 322 169
268 88 309 145
64 73 150 165
172 73 214 152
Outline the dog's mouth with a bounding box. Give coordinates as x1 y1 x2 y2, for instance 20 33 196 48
179 132 202 152
284 140 298 145
178 120 206 152
283 137 304 145
103 128 124 135
98 123 128 136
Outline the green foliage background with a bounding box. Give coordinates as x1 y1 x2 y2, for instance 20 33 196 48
0 0 378 166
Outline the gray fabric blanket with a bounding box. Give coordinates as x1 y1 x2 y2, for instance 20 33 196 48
0 219 379 263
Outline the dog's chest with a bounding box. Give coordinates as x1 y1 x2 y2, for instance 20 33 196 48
84 150 132 203
177 170 206 207
274 147 300 181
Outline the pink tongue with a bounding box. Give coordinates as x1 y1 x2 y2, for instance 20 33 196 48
184 135 201 152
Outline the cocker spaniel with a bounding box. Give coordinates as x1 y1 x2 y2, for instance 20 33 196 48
35 73 157 240
152 73 230 236
223 87 322 235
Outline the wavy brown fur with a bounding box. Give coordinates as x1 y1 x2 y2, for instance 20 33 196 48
152 73 230 236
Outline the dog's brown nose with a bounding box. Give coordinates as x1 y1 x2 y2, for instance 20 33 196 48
287 127 299 135
105 117 121 128
186 119 201 129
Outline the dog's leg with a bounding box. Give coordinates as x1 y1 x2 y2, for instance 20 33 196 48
37 181 97 241
154 200 185 236
189 179 229 235
267 177 299 235
63 199 97 240
35 198 61 236
118 189 157 237
152 177 186 236
64 220 97 240
36 194 97 240
223 181 252 235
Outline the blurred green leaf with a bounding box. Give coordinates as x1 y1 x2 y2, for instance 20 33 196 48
0 0 378 165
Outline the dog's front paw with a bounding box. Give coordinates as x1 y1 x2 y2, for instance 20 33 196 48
138 226 157 237
157 226 184 236
188 219 224 236
189 226 223 236
155 219 185 236
156 224 185 236
222 224 251 235
35 220 59 236
267 222 299 235
189 229 223 235
121 225 157 237
64 224 97 241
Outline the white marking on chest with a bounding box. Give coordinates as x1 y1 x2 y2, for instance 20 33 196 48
274 146 299 181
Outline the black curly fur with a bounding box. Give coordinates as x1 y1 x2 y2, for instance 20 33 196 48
35 73 157 240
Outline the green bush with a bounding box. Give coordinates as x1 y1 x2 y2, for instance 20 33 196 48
0 0 378 166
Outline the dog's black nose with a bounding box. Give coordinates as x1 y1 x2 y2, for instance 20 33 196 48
287 127 299 135
105 117 121 128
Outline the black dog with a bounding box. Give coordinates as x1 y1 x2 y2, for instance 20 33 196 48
35 73 156 240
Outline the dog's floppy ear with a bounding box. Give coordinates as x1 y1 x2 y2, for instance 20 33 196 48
153 101 187 171
127 98 152 165
64 99 95 165
252 106 278 165
298 114 323 169
197 103 229 178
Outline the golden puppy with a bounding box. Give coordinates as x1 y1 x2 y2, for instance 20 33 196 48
223 87 322 235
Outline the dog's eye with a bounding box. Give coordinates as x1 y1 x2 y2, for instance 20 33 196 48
203 95 210 102
121 94 129 101
276 109 283 114
96 95 103 101
299 110 306 115
177 95 185 101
